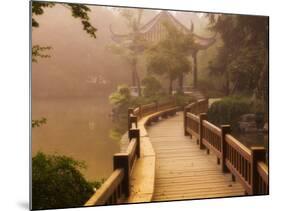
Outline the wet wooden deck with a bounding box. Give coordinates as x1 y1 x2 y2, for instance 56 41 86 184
148 112 245 201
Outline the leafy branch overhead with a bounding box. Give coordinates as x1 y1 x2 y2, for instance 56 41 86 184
31 2 97 63
66 4 97 38
32 117 47 128
32 2 55 27
32 2 97 38
32 45 52 63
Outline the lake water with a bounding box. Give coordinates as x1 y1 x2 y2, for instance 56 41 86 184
32 98 123 182
32 98 269 182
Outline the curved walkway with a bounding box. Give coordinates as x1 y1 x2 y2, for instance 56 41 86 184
148 112 245 201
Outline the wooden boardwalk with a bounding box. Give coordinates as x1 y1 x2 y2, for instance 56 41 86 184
148 112 245 201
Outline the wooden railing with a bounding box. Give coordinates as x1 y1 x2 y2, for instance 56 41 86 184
184 99 269 195
185 112 199 140
128 100 177 130
85 129 140 206
86 99 179 206
185 98 208 115
256 161 269 194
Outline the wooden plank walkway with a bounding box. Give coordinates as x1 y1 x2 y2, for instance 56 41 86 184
148 112 245 201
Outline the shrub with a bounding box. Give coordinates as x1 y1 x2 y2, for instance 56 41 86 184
207 96 252 129
173 93 196 107
32 152 98 210
109 84 131 118
141 76 163 97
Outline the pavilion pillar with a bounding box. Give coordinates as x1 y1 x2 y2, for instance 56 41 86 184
192 52 198 89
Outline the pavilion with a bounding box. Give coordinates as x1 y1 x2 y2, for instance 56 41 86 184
110 10 216 89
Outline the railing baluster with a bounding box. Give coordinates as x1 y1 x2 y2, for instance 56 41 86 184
199 113 207 149
251 147 266 195
221 125 231 173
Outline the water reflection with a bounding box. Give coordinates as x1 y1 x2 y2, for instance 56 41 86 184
32 98 125 181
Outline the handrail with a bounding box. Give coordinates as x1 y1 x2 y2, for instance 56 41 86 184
202 120 222 157
85 130 140 207
86 99 179 206
128 99 176 130
183 98 269 195
185 113 200 139
225 135 251 161
257 161 269 194
84 169 124 206
225 134 252 193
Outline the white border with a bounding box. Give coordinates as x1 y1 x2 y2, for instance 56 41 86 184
0 0 280 211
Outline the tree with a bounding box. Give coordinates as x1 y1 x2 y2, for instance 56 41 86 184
109 84 132 118
32 152 99 210
146 22 193 94
110 8 148 96
207 14 268 99
141 76 162 97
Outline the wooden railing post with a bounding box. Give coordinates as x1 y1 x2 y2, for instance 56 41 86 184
221 125 231 173
128 108 134 130
199 113 207 149
128 115 138 130
113 153 130 197
129 129 140 158
251 147 266 195
184 107 191 136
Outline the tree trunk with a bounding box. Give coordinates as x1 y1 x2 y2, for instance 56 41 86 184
178 73 184 94
169 78 173 95
132 60 137 87
135 71 142 97
225 70 230 95
132 57 141 97
192 52 198 89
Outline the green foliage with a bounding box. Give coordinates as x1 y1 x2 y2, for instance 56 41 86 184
207 14 268 99
109 84 131 105
31 2 97 63
146 22 193 93
32 152 97 210
207 96 252 129
141 76 162 97
32 2 55 27
32 2 97 38
67 4 97 38
118 8 144 31
109 8 147 96
109 84 131 118
32 45 52 63
173 93 196 107
32 117 47 128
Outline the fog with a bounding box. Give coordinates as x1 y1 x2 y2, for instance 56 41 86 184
32 4 213 180
32 5 211 98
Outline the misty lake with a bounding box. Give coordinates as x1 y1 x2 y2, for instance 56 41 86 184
32 97 124 182
32 97 269 182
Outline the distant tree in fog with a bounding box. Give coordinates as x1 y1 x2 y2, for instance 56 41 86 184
110 8 148 96
146 22 194 94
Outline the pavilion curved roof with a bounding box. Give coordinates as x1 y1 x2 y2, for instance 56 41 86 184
110 11 216 50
